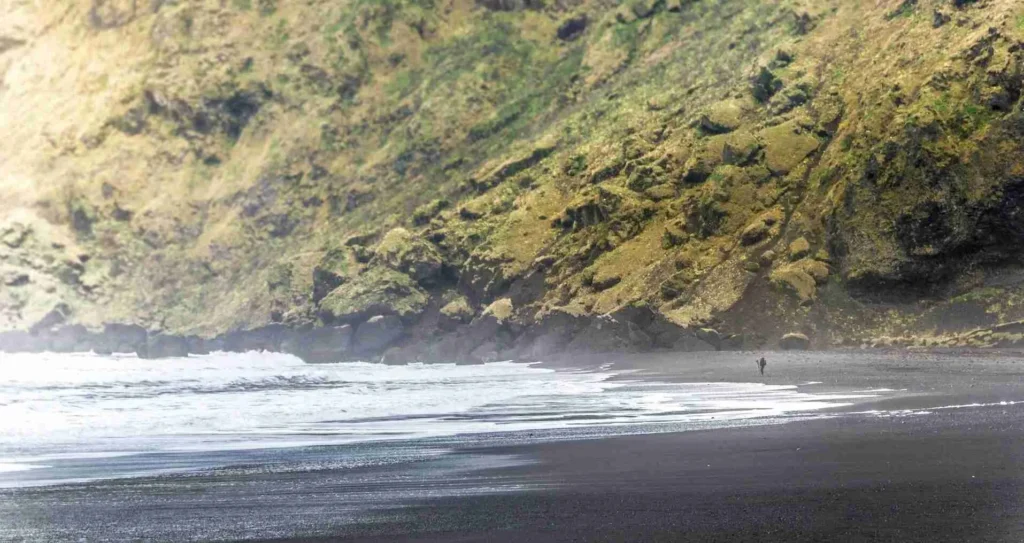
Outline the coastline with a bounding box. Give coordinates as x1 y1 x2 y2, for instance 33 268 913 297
319 402 1024 542
4 351 1024 541
6 303 1024 366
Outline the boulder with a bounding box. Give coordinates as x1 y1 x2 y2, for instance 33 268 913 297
439 296 475 331
591 272 621 291
720 334 745 351
643 184 677 202
285 325 353 363
741 220 770 245
318 267 429 324
695 327 722 349
483 298 514 322
681 147 722 184
699 100 745 134
722 132 761 166
741 209 783 246
770 266 817 304
789 259 829 284
769 84 811 116
761 120 820 176
780 332 811 350
788 237 811 261
374 228 444 285
354 315 404 355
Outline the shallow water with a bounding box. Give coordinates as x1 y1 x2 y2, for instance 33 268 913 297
0 351 884 487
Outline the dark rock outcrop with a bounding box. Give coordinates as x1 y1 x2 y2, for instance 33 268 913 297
318 267 429 324
186 336 210 355
566 314 653 353
353 315 405 355
101 324 148 353
140 333 189 359
283 325 353 363
221 325 290 353
556 16 588 41
751 67 783 103
285 326 342 361
373 228 444 286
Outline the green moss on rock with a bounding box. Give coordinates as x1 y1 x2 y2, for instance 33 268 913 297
373 228 444 285
318 267 429 324
761 120 820 175
788 237 811 261
700 100 746 134
483 297 514 322
440 296 475 322
770 266 817 304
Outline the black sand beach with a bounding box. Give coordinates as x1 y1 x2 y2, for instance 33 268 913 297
5 350 1024 542
328 405 1024 542
283 349 1024 541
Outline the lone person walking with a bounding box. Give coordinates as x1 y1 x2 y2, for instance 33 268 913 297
757 356 767 376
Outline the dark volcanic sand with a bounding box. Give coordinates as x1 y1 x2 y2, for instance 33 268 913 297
5 350 1024 542
323 406 1024 542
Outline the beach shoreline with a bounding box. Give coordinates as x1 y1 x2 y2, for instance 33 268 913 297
3 351 1024 541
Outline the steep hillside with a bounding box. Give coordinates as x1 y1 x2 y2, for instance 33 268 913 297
4 0 1024 360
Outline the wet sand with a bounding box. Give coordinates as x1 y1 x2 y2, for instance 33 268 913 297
275 350 1024 542
5 350 1024 542
324 404 1024 542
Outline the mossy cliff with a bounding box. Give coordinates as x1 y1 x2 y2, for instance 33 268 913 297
5 0 1024 360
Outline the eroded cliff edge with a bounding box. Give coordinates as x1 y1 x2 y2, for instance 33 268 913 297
5 0 1024 361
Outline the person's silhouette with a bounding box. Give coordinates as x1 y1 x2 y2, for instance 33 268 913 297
757 357 766 376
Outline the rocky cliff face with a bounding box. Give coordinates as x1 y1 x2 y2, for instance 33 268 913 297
4 0 1024 361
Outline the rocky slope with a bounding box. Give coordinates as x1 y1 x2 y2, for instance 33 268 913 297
4 0 1024 361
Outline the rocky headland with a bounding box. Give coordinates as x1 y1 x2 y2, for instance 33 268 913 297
5 0 1024 362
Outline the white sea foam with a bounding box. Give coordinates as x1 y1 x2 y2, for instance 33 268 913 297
855 400 1024 418
0 351 885 481
0 462 48 473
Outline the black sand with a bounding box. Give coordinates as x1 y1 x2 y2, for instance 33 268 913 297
324 405 1024 542
5 350 1024 542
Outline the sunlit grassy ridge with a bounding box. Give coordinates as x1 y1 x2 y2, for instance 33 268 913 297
3 0 1024 349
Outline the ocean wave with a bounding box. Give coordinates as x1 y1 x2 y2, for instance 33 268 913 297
0 352 894 489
